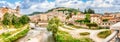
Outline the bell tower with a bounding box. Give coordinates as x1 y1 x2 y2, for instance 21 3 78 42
16 6 20 14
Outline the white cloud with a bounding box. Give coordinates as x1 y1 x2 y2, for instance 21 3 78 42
1 0 120 14
20 0 56 14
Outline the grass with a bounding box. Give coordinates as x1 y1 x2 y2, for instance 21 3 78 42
97 30 111 38
56 30 80 42
80 32 90 36
0 25 29 42
71 25 82 29
79 37 94 42
67 24 82 29
56 30 94 42
61 26 73 30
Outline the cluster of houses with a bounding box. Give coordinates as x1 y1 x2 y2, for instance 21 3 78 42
0 6 119 28
70 13 120 27
30 7 120 28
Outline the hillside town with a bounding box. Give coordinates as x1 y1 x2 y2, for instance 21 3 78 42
1 0 120 41
0 5 120 42
29 7 120 28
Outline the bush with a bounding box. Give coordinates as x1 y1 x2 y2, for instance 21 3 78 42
80 32 90 36
67 23 74 26
97 30 111 38
86 23 98 29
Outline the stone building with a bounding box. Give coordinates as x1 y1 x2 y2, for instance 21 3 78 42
90 14 102 24
0 6 20 20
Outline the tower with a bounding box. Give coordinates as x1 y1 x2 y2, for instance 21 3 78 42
16 6 20 14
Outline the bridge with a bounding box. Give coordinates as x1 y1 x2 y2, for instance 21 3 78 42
104 22 120 42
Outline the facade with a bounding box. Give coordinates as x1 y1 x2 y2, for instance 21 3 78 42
47 10 66 22
71 14 85 20
90 14 102 24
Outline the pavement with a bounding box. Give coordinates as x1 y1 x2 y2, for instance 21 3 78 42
59 25 109 42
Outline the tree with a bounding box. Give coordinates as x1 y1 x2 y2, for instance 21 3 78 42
88 8 94 14
12 14 18 25
84 14 90 23
2 13 30 28
19 15 30 25
2 13 11 25
84 9 87 14
103 19 109 22
12 14 20 28
84 8 95 14
47 16 60 42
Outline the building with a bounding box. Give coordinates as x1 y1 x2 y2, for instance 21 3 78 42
71 14 85 20
90 14 102 24
47 10 66 22
0 6 20 20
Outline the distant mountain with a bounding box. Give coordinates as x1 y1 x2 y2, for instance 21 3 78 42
28 7 81 16
27 12 45 16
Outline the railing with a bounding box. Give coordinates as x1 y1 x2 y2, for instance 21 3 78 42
104 30 119 42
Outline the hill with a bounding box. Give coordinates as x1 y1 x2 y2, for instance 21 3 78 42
28 7 81 16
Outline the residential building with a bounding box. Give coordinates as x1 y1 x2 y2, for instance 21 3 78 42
71 14 85 20
90 14 102 24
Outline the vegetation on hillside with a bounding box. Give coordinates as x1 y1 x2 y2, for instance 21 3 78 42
28 7 81 16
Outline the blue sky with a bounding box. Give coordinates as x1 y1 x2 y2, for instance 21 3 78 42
0 0 120 14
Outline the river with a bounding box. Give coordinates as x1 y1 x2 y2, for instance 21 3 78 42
16 23 54 42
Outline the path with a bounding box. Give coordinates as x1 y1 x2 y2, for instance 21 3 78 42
59 25 109 42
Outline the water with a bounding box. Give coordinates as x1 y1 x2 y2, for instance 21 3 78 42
16 26 54 42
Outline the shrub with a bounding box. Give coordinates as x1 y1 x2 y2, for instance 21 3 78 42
67 23 74 26
97 30 111 38
80 32 90 36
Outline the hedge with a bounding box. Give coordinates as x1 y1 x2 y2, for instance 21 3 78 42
97 30 111 38
80 32 90 36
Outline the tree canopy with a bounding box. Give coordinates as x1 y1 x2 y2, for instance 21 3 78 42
84 8 95 14
47 16 61 42
2 13 30 28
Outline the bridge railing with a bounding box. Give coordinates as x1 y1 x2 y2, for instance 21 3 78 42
104 30 119 42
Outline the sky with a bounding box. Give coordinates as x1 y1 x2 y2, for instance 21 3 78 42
0 0 120 14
